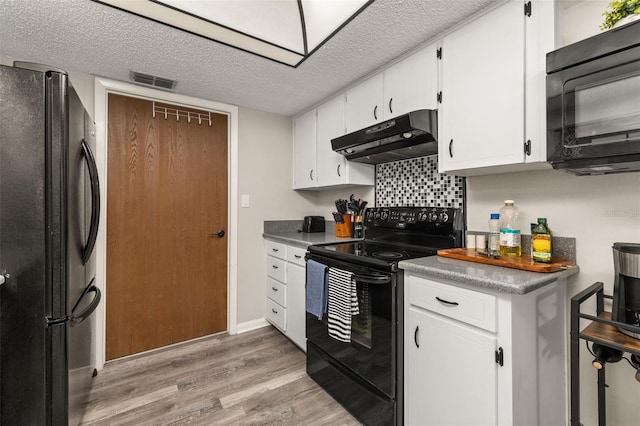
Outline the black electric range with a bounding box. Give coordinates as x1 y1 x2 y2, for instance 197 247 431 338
305 206 464 426
307 206 464 271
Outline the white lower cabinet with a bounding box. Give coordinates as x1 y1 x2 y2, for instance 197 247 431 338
408 308 497 426
264 239 307 351
404 272 567 426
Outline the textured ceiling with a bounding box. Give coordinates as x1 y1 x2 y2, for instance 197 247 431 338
0 0 501 116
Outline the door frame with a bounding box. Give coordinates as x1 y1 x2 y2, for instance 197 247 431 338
94 78 239 369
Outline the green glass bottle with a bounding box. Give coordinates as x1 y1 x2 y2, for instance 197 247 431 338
531 218 552 263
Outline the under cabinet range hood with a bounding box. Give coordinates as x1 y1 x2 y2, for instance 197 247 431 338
331 109 437 164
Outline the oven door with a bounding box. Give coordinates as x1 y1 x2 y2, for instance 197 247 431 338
305 253 397 398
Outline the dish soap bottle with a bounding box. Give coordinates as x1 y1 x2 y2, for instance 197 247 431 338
532 218 552 263
499 200 521 257
488 213 500 257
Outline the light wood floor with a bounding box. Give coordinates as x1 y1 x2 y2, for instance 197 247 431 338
81 326 361 425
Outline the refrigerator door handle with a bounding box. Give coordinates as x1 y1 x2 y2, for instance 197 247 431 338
70 277 101 326
81 139 100 265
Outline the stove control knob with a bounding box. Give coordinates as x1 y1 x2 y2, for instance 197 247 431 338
418 212 428 222
439 212 449 223
428 212 439 222
380 211 389 220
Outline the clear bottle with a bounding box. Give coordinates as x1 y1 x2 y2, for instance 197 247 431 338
499 200 521 257
488 213 500 257
531 218 552 263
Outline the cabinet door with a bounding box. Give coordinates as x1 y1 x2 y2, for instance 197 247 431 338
407 307 498 426
286 262 306 350
383 43 438 119
439 0 525 173
293 109 316 189
346 74 384 132
316 95 347 187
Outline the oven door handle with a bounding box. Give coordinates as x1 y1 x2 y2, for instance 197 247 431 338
352 274 391 284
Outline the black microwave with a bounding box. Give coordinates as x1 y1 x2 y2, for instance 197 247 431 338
546 21 640 175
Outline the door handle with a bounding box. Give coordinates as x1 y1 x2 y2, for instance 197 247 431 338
414 325 419 348
389 98 393 114
81 139 100 265
210 229 225 238
449 139 453 158
337 164 341 177
70 277 101 326
373 105 378 120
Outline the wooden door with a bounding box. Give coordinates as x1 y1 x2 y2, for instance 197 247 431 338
106 94 228 360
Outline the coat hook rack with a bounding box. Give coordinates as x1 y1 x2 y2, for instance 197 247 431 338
152 101 212 126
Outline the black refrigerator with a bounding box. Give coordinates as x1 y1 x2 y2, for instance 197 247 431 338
0 63 101 425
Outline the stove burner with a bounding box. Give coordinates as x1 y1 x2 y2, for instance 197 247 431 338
372 251 404 259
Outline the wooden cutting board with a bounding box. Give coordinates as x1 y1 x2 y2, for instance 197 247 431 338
437 248 577 273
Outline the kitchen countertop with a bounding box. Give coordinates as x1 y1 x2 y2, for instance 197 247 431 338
263 231 357 249
399 255 579 295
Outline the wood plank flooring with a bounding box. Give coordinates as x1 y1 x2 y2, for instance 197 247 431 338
81 326 361 425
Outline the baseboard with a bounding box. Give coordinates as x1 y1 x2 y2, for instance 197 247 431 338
236 318 270 334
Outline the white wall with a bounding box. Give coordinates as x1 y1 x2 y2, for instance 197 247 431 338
467 169 640 426
236 107 375 325
559 0 610 45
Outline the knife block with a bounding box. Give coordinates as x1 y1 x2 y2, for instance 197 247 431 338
335 214 352 237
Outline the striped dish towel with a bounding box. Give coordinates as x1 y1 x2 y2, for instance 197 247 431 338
327 267 359 342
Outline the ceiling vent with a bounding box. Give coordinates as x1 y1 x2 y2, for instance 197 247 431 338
129 71 177 90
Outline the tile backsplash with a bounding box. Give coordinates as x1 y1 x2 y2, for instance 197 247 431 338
375 155 465 208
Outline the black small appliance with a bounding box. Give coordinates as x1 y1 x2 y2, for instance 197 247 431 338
546 21 640 175
302 216 325 233
612 242 640 339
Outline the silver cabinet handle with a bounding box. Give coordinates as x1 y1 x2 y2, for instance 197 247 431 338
373 105 378 120
294 254 302 259
272 308 278 314
389 98 393 114
337 163 341 177
272 265 279 269
272 248 279 252
271 286 278 291
310 169 314 181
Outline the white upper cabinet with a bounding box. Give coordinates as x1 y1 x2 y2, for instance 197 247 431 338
293 109 317 189
438 0 554 175
346 43 438 133
293 95 374 190
383 43 439 117
345 74 384 132
439 0 524 174
316 95 347 187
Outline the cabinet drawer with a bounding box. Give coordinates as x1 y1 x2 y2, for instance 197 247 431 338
267 277 286 307
287 246 307 266
266 240 287 260
266 298 286 331
409 277 496 332
266 256 286 282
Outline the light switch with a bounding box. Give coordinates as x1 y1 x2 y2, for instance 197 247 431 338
241 194 250 208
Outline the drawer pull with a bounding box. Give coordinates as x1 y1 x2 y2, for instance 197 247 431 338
272 248 279 252
436 296 459 307
272 265 279 269
271 286 278 291
414 325 419 348
272 308 278 314
294 254 302 259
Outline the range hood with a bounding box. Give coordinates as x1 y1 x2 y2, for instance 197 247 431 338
331 109 437 164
